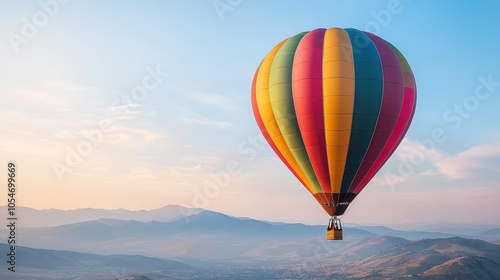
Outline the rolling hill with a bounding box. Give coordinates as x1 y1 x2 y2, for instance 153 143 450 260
336 237 500 279
422 255 500 279
0 243 199 280
3 237 500 280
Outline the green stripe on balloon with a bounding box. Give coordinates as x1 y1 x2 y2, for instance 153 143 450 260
269 32 323 194
339 28 384 195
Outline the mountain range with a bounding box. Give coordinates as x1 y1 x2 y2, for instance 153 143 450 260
1 205 499 279
0 205 203 227
8 210 378 260
0 243 201 280
3 237 500 280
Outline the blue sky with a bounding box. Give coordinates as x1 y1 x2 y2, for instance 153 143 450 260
0 0 499 225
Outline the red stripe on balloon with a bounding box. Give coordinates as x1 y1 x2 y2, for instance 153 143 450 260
292 29 331 194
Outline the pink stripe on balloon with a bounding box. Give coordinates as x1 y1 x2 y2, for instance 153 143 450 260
346 33 404 194
292 29 331 193
353 87 416 194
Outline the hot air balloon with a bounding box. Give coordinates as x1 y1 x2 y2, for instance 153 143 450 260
251 27 416 240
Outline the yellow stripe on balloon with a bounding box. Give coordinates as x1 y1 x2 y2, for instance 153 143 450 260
322 28 355 194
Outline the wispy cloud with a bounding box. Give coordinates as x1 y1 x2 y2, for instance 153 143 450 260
175 105 234 130
104 104 145 120
178 117 233 130
387 139 500 182
106 125 168 144
187 92 238 111
0 80 169 183
46 79 98 93
123 166 161 181
434 142 500 179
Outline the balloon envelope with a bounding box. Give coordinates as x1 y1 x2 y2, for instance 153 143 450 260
251 28 416 216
